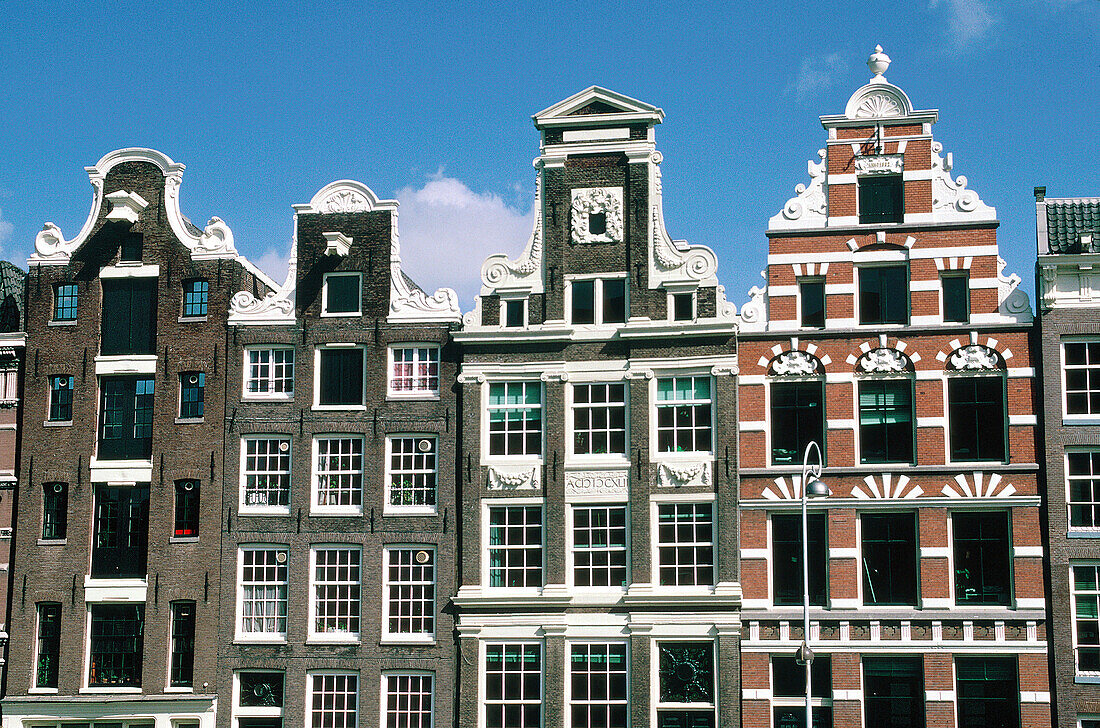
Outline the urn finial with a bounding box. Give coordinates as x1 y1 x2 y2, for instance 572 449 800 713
867 44 891 82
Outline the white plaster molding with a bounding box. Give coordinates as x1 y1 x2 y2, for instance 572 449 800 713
104 190 149 223
322 231 352 257
657 460 711 488
737 271 768 331
487 465 541 491
768 350 822 376
942 472 1017 499
480 164 545 295
230 236 297 325
389 208 462 322
854 154 903 175
769 149 827 230
996 255 1033 322
948 344 1002 371
564 470 629 499
857 347 910 373
571 187 624 244
295 179 398 215
648 152 720 289
930 142 997 223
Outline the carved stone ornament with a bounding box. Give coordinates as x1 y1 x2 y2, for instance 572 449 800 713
387 209 462 322
737 279 767 330
857 348 911 373
854 92 902 118
480 169 544 295
930 142 996 222
317 188 370 213
996 256 1033 322
949 345 1002 371
657 460 711 488
230 238 297 325
778 150 827 224
854 154 903 176
564 470 629 498
769 350 821 376
647 152 721 289
571 187 624 244
487 465 540 491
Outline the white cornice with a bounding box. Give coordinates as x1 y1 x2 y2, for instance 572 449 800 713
532 85 664 128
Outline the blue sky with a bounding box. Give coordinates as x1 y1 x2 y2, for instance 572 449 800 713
1 1 1097 309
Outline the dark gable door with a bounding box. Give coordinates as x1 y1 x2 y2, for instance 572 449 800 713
101 278 156 355
92 485 150 578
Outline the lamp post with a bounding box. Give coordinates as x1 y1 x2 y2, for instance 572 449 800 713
799 441 830 728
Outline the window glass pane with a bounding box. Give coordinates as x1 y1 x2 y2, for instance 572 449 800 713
504 300 525 328
953 512 1010 605
36 603 62 688
42 482 68 539
573 506 628 588
101 279 156 355
242 437 291 509
859 379 913 464
861 513 916 605
324 274 360 314
673 293 694 321
169 601 196 687
800 279 825 328
955 656 1018 728
602 279 626 323
949 377 1005 462
390 347 440 395
658 643 714 703
859 265 907 325
573 383 627 455
656 376 712 453
91 485 149 578
240 548 289 636
319 348 363 405
174 480 200 537
772 655 831 697
180 372 205 419
183 279 209 317
385 673 434 728
312 548 361 637
1074 565 1100 675
488 382 542 456
771 381 824 464
314 437 363 510
943 274 969 323
858 175 903 224
488 506 542 587
49 375 73 421
864 656 924 727
238 671 285 707
385 548 435 636
772 514 826 605
572 280 595 324
88 604 144 687
54 284 78 321
658 504 713 586
309 673 358 728
246 348 295 397
1065 340 1100 415
388 437 437 510
1069 452 1100 529
570 643 628 728
484 643 541 727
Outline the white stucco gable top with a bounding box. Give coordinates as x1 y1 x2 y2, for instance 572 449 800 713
532 85 665 128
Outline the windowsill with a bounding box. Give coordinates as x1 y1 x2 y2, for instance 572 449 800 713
568 454 631 466
28 687 59 694
320 311 362 318
243 393 295 402
1063 417 1100 426
306 634 361 644
1068 531 1100 539
235 635 288 645
1076 675 1100 685
47 320 77 327
946 458 1008 467
312 404 367 411
380 636 436 645
310 509 365 517
80 686 143 694
383 508 438 517
169 536 199 544
43 420 73 427
175 417 205 425
164 685 194 693
387 391 441 401
37 538 66 546
178 315 208 323
238 507 292 516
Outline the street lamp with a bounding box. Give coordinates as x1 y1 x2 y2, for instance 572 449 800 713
799 440 830 728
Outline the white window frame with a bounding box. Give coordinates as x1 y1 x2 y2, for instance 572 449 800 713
321 271 362 317
243 346 295 401
381 546 436 643
568 503 630 591
233 670 286 724
239 436 292 515
500 297 529 329
308 545 362 643
1072 561 1100 682
652 374 714 457
483 379 544 462
940 270 971 324
1067 449 1100 536
306 671 359 728
568 380 629 462
481 641 543 728
311 435 364 515
83 603 146 693
565 273 628 326
385 435 438 515
235 546 289 643
380 671 435 728
566 641 629 728
482 498 544 591
650 494 716 590
313 344 366 410
1063 338 1100 423
797 275 826 329
651 639 717 727
387 345 441 399
667 289 697 323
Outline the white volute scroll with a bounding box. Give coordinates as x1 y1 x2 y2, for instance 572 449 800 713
479 163 545 295
770 150 828 230
229 236 298 325
647 151 720 289
857 348 911 374
388 208 462 323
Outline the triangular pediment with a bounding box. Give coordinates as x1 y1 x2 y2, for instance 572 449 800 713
534 86 663 127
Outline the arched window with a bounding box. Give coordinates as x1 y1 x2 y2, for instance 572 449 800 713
855 348 915 464
768 350 825 465
946 345 1006 462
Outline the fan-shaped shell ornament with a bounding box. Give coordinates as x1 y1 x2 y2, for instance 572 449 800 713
855 92 902 118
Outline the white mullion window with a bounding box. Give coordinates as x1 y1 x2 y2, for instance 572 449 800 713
313 436 364 514
307 671 359 728
240 436 292 513
572 505 628 588
656 502 714 586
484 642 542 728
383 547 436 642
572 383 627 456
487 381 543 457
244 347 295 399
238 547 289 641
1069 450 1100 532
383 672 434 728
310 546 361 642
569 642 628 728
1065 340 1100 418
387 436 438 513
487 505 543 588
389 346 441 398
1073 563 1100 677
655 375 713 454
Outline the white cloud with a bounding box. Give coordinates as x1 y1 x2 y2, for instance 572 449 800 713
929 0 996 46
395 175 536 308
788 53 848 103
253 245 290 285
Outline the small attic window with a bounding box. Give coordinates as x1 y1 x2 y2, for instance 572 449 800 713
120 231 143 262
859 176 904 224
589 213 607 236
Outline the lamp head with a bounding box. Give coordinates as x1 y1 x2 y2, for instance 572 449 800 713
804 475 831 499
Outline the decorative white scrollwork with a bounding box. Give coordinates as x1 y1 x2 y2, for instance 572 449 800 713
657 461 711 488
388 209 462 322
854 92 902 118
480 170 544 294
571 187 624 244
948 345 1002 371
930 142 996 223
857 348 911 373
996 256 1033 322
769 351 821 376
738 283 767 330
488 465 540 491
779 150 828 224
317 188 370 213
